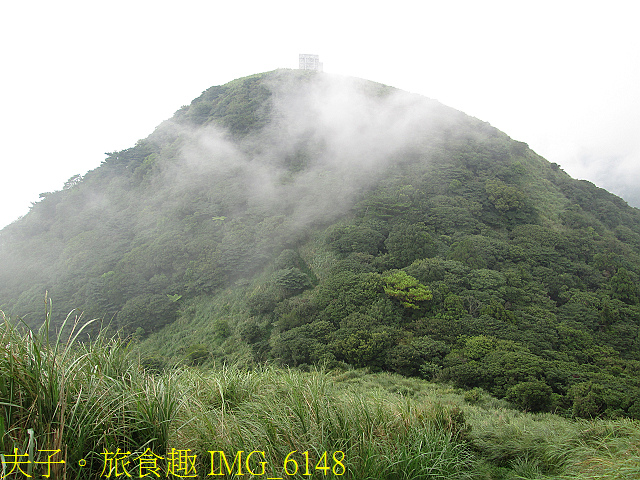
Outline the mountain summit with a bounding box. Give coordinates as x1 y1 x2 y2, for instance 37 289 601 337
2 69 639 417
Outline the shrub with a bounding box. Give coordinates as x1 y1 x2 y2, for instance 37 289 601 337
506 380 553 412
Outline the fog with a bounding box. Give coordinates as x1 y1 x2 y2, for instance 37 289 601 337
0 68 635 325
156 73 452 235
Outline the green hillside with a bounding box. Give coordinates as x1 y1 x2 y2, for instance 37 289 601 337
1 69 640 420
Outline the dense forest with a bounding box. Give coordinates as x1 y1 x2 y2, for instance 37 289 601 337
1 69 640 424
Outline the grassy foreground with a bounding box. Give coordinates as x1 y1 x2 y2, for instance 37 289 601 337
1 311 639 479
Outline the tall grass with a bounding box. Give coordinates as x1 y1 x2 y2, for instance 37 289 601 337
2 305 639 479
462 398 640 479
325 370 640 480
0 304 178 479
1 307 475 479
176 366 476 479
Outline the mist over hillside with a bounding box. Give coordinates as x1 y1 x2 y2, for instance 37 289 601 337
1 69 640 419
0 69 477 320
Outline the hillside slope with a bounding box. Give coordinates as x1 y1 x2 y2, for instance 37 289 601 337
1 69 639 418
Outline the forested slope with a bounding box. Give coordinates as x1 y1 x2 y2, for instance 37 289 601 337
1 69 639 418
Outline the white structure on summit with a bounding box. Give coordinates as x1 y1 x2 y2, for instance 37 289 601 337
299 54 323 71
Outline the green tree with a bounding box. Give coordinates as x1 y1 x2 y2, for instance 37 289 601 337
481 298 517 324
485 179 525 213
315 271 384 324
609 267 639 305
506 380 553 412
382 270 432 309
569 382 606 418
272 267 312 296
326 223 385 255
462 335 496 360
384 223 437 268
117 294 178 335
330 324 400 369
449 239 486 269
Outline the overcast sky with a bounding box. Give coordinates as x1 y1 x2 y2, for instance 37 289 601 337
1 0 638 229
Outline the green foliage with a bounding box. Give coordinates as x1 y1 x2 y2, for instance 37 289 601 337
271 320 335 366
609 267 639 304
382 270 432 309
325 222 385 255
463 387 484 404
481 298 516 324
569 381 608 418
405 257 469 285
272 267 312 295
462 335 497 360
246 287 280 315
330 323 399 369
485 178 525 212
0 309 177 479
212 317 231 339
117 293 178 335
505 380 553 412
447 236 501 269
184 344 210 366
315 271 384 322
384 222 437 267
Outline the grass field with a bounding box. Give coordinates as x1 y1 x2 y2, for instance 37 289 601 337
1 310 639 479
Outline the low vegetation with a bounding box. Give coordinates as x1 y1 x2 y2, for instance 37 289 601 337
2 310 639 479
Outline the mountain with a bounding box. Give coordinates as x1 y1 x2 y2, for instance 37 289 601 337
1 69 640 418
